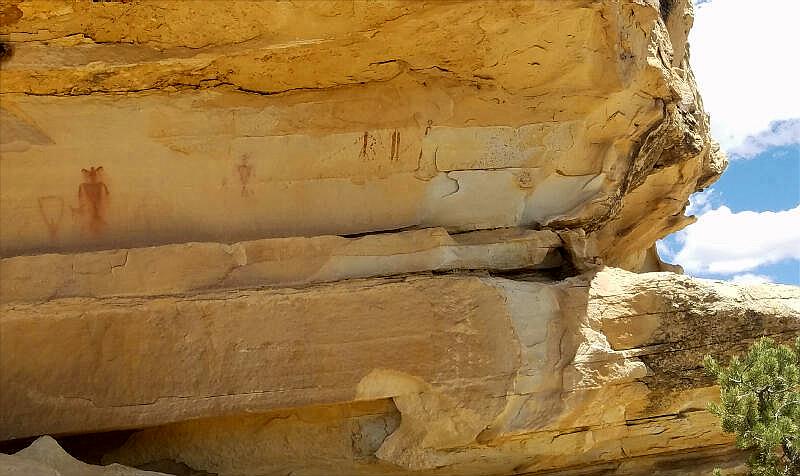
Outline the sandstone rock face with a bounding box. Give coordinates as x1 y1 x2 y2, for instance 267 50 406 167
1 1 793 476
0 228 564 303
0 0 723 271
2 267 798 475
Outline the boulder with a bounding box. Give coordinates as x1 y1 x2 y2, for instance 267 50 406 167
0 436 168 476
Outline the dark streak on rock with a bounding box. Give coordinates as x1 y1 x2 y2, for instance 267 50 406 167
0 41 13 64
659 0 674 20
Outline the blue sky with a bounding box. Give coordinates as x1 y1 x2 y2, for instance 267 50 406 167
657 0 800 286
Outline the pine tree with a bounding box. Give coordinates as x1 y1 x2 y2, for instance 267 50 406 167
704 337 800 475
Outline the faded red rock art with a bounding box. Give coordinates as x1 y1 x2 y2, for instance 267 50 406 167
37 196 64 239
390 130 400 161
358 131 376 161
237 155 254 197
71 166 110 235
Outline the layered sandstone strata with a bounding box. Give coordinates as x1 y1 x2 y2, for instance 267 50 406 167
3 267 797 474
0 0 722 271
1 1 794 476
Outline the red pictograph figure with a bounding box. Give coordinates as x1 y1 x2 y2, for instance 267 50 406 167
358 131 377 161
72 166 110 235
38 196 64 239
390 130 400 161
237 155 254 197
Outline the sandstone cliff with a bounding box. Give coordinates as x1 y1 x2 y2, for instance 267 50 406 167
0 0 723 270
1 1 796 475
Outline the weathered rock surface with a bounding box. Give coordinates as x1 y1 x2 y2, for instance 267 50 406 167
2 268 798 474
0 228 564 303
1 1 793 475
0 0 723 272
0 436 168 476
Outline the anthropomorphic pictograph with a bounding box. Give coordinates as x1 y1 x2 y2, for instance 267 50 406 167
38 196 64 239
237 155 254 197
72 166 110 235
389 130 400 161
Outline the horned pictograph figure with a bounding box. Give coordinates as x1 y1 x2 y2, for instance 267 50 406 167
72 166 110 235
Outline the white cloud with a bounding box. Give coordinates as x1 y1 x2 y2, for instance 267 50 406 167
672 205 800 275
657 189 719 261
685 188 717 216
729 273 774 285
656 240 674 260
729 119 800 159
690 0 800 156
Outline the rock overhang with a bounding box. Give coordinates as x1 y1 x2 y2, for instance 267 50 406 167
1 0 723 272
2 2 788 476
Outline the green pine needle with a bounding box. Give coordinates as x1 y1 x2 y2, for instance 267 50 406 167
704 337 800 476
